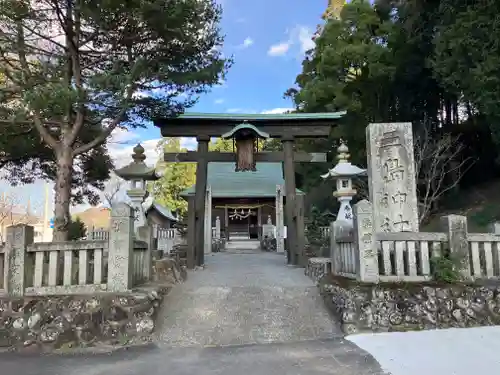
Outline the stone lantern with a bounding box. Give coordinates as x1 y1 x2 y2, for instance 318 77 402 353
114 144 160 231
321 141 366 224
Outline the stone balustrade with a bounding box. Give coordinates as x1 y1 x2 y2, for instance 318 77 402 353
0 203 156 297
325 199 500 283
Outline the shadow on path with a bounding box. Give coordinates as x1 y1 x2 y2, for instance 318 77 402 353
0 338 384 375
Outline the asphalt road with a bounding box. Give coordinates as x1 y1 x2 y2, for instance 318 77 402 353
0 339 385 375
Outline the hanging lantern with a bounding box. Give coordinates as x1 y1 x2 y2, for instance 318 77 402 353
221 122 270 172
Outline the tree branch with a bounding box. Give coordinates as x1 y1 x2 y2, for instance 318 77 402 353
15 20 59 150
414 125 476 223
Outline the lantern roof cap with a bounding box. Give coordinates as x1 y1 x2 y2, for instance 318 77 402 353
221 122 270 140
114 143 159 181
321 141 366 179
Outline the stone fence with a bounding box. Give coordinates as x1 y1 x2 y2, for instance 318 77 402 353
88 226 216 255
304 198 500 285
0 203 155 297
324 199 500 283
319 226 330 238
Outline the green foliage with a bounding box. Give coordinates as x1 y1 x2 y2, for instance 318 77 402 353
287 0 500 216
470 206 500 229
0 0 229 239
151 138 196 218
305 206 331 257
431 0 500 140
430 251 463 283
209 138 269 152
210 138 235 152
67 217 87 241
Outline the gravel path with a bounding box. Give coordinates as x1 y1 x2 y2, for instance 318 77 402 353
154 251 342 347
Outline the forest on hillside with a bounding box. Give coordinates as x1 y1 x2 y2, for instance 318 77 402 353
154 0 500 229
286 0 500 227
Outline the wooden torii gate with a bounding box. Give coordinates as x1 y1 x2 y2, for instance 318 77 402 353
153 112 345 268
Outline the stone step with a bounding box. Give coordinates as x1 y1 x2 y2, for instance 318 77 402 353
225 240 261 251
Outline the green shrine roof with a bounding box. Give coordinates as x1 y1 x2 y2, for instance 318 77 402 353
180 162 302 198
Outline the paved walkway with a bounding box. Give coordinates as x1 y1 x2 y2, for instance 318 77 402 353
348 326 500 375
0 251 386 375
155 251 342 347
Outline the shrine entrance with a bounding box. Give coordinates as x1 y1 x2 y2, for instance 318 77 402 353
153 112 344 268
227 206 258 240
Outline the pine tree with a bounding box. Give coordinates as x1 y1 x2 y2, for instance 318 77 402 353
0 0 229 240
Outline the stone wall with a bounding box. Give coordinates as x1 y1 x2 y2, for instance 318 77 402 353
0 286 169 351
320 276 500 335
305 257 332 284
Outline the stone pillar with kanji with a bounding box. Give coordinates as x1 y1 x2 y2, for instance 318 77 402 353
366 123 419 233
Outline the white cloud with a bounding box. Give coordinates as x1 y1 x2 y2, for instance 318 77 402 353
108 138 161 169
237 37 254 49
261 108 294 114
268 42 291 56
180 137 197 150
297 26 315 53
214 78 228 89
226 108 257 114
214 98 225 104
267 25 315 57
108 128 140 146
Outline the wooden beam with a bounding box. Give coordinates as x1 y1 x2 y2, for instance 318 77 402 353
157 124 332 138
154 112 346 138
164 152 327 163
282 138 298 265
295 194 306 267
194 137 209 267
187 195 196 269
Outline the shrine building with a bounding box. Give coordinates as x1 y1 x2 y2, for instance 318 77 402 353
180 162 303 241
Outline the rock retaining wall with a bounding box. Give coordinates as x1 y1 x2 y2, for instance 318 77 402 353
0 286 169 351
320 277 500 334
305 258 332 284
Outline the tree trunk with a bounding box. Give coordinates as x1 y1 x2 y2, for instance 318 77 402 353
53 148 73 242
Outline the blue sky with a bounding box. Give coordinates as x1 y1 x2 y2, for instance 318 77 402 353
130 0 326 141
1 0 328 215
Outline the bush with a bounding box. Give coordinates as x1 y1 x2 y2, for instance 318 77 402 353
68 217 86 240
430 246 464 283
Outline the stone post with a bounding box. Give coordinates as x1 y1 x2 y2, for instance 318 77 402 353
366 123 419 233
275 184 285 253
353 200 379 282
329 220 339 274
204 185 212 254
440 215 471 279
108 203 134 292
489 222 500 235
215 216 221 240
127 189 147 234
137 225 154 280
5 224 33 297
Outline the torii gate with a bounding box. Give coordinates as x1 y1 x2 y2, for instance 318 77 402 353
153 112 345 268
